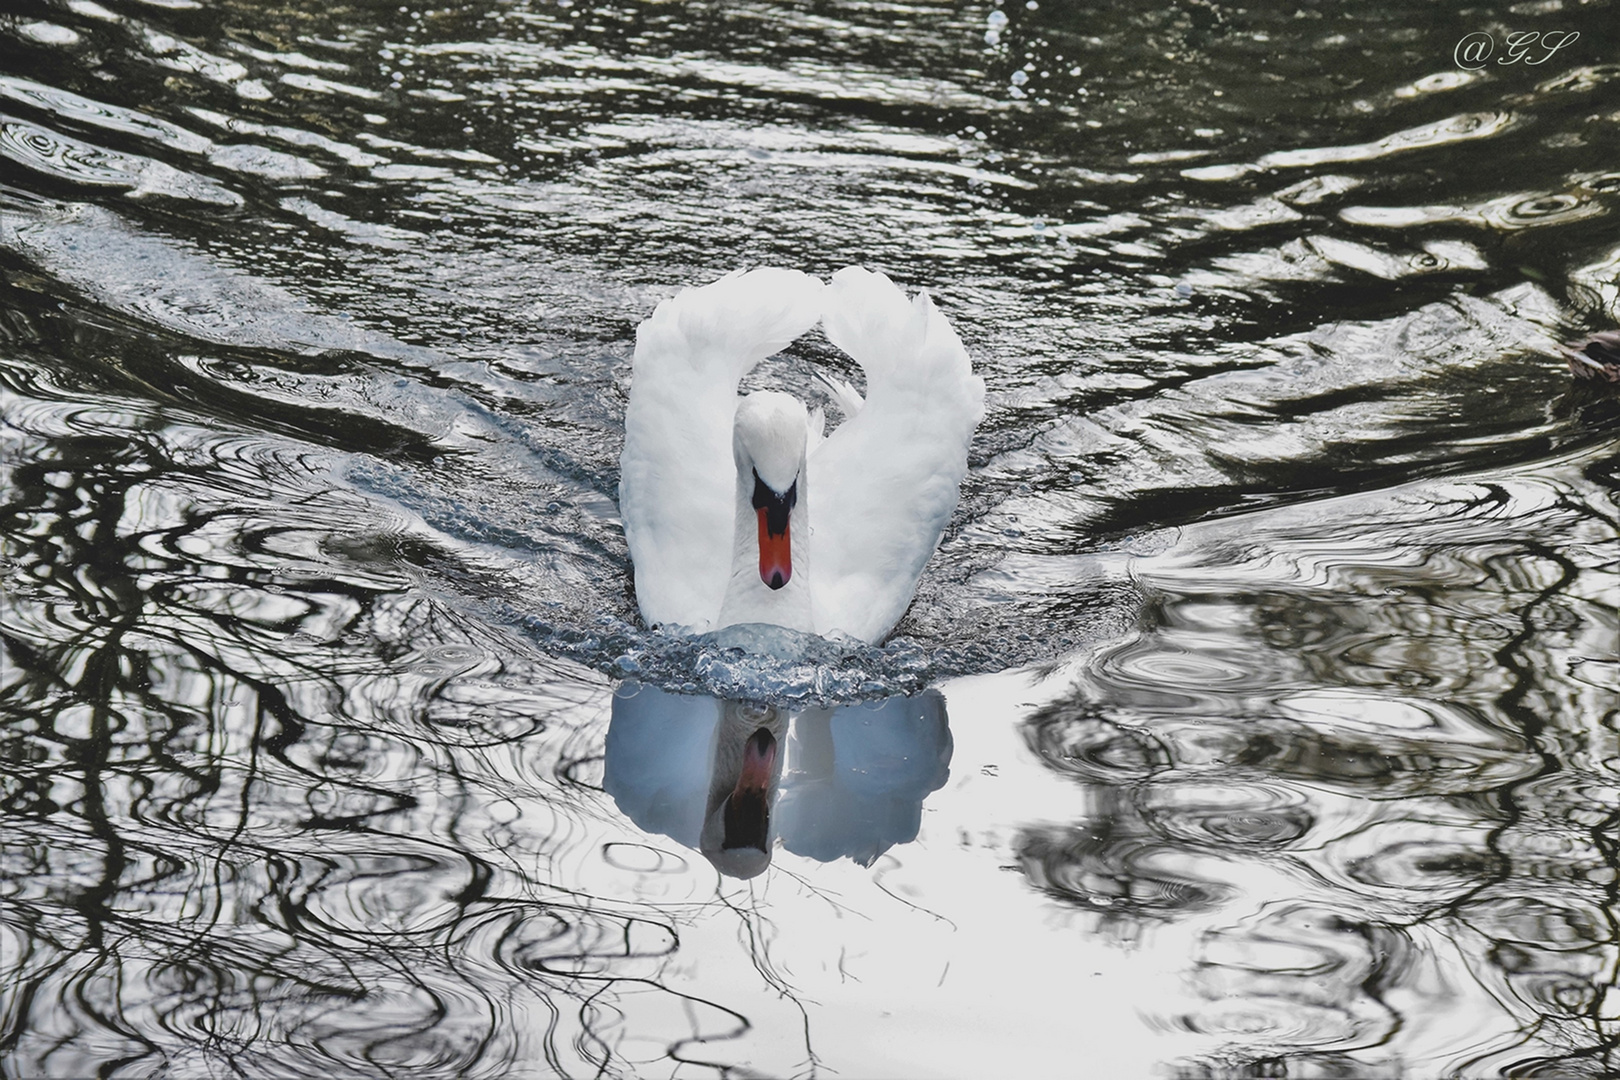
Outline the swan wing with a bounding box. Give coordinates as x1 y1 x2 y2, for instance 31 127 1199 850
620 268 823 630
603 684 722 848
809 267 985 641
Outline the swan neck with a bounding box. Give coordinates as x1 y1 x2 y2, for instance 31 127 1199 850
717 449 812 633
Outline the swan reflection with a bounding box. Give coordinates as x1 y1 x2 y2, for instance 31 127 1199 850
604 683 952 878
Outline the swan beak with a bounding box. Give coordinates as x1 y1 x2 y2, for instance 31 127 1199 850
756 507 791 589
723 728 777 851
738 727 776 794
751 471 797 590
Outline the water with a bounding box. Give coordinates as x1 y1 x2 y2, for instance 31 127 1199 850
2 0 1617 1075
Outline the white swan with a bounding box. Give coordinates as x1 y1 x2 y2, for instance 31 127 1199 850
619 266 984 642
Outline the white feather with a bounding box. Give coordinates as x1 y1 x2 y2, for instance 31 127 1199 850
809 267 985 641
814 369 865 419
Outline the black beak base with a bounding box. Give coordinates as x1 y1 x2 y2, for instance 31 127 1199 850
751 470 797 536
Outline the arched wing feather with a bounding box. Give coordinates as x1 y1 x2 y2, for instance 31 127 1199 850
809 267 985 641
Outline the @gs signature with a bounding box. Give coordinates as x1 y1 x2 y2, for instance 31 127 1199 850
1454 30 1580 70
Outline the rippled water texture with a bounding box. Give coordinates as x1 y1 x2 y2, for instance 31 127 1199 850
3 0 1619 1076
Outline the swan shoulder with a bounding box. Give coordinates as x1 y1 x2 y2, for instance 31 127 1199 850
621 269 823 630
809 267 985 642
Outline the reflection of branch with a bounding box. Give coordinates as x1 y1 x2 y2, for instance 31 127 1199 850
871 855 957 929
769 863 874 924
712 884 821 1078
0 431 812 1080
1015 481 1620 1076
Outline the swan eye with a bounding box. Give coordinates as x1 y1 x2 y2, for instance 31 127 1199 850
751 470 797 537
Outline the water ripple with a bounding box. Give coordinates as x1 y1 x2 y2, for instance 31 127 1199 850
1137 781 1313 849
0 118 241 205
1183 112 1518 181
1340 186 1608 231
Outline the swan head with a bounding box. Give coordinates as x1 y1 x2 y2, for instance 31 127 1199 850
701 703 786 879
733 391 808 591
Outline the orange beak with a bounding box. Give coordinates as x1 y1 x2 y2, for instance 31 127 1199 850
735 727 777 796
757 507 791 589
722 727 777 852
750 469 797 590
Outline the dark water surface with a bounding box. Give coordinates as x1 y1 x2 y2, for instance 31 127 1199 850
2 0 1618 1076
